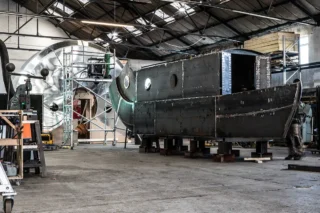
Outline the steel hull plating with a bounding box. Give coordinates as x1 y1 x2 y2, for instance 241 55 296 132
110 53 301 141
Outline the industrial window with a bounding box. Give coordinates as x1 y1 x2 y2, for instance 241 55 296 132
46 8 62 17
45 8 63 21
136 17 156 28
55 2 74 15
300 36 309 64
78 0 90 4
124 26 143 36
154 9 175 23
107 33 122 43
170 2 195 15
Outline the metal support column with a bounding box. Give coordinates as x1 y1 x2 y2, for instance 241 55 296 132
281 34 301 84
62 47 74 148
62 45 117 146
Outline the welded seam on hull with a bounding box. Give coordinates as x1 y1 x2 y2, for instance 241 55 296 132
255 57 261 90
266 57 271 88
182 61 184 98
154 102 156 135
137 84 297 104
214 97 217 138
216 104 293 118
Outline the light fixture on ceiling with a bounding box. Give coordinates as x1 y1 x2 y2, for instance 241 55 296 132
112 32 118 37
179 7 186 12
81 20 134 28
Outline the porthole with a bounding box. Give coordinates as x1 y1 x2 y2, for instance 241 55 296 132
170 74 178 88
124 75 130 89
145 78 151 91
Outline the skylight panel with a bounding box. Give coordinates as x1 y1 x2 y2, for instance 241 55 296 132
55 2 74 15
47 8 62 17
107 33 122 43
154 9 175 23
124 26 143 36
171 2 195 15
79 0 90 4
45 8 63 21
136 17 156 28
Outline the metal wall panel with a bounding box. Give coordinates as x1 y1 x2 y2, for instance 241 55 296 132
183 54 220 97
179 98 216 137
136 54 221 102
155 100 181 136
155 97 216 137
216 107 293 138
216 84 298 116
216 83 300 139
137 62 183 102
134 102 155 134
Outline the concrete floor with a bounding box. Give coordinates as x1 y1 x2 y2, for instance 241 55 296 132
8 145 320 213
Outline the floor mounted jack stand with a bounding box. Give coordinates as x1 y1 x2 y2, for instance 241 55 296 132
160 138 188 156
139 137 160 153
251 141 273 159
185 140 210 158
0 163 16 213
213 141 240 162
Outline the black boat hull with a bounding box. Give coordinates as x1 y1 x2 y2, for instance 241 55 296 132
110 52 300 141
110 79 300 141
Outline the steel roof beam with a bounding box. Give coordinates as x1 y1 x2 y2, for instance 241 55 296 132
93 1 161 59
123 0 293 48
289 0 317 24
162 16 310 60
126 2 200 53
197 6 249 39
5 0 58 42
44 0 158 59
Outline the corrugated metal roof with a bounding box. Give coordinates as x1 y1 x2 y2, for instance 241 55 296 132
11 0 320 60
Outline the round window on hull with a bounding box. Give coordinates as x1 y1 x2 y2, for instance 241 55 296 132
124 75 130 89
145 78 151 91
170 74 178 88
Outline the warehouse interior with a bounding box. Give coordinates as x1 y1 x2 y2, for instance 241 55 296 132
0 0 320 212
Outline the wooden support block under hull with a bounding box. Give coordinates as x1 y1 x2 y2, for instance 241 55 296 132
213 154 235 162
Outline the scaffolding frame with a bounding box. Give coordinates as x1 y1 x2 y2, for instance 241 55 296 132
282 34 301 84
62 45 117 148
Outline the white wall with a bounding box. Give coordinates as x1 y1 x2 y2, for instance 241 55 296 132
308 27 320 63
271 25 320 88
0 0 70 93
